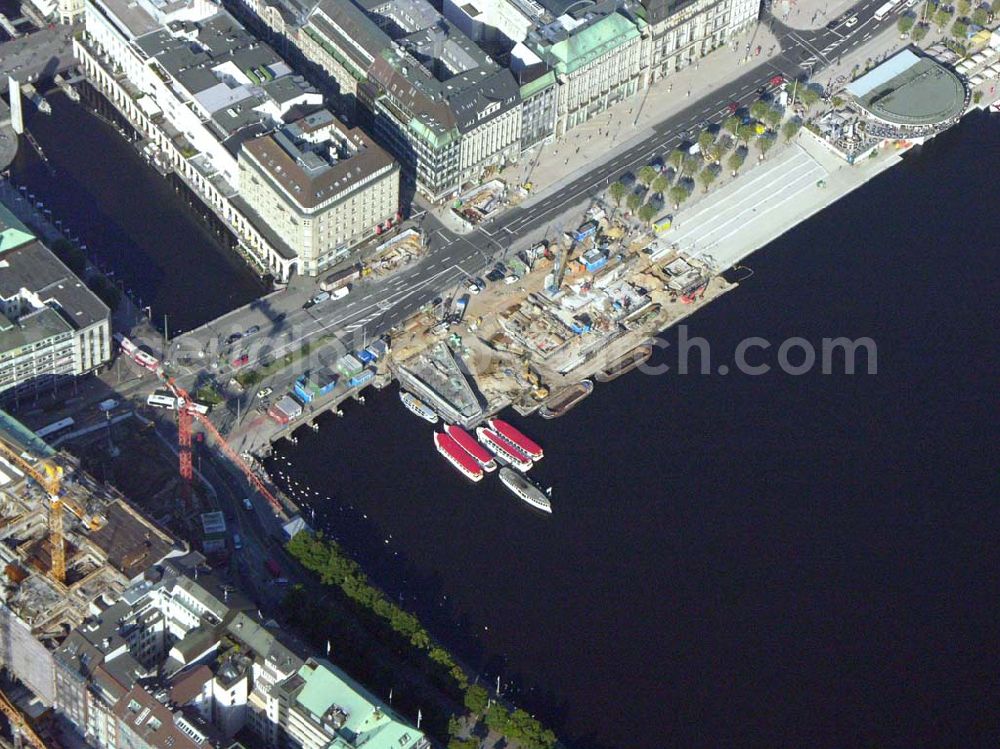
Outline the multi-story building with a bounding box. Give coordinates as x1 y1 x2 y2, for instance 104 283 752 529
519 6 649 137
0 207 111 403
77 0 344 281
52 562 430 749
640 0 761 82
238 108 400 276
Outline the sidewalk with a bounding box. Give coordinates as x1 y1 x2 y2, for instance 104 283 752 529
499 23 782 201
775 0 857 30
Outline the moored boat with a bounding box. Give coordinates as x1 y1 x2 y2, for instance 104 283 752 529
487 418 543 460
475 427 533 472
498 467 552 514
444 424 497 472
434 432 483 481
400 391 439 423
594 343 653 383
539 380 593 419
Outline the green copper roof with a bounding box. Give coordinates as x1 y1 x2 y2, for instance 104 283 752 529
547 14 640 75
408 117 457 149
0 204 35 254
295 659 425 749
521 70 556 99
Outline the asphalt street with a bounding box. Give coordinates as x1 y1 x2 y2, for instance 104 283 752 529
171 0 902 405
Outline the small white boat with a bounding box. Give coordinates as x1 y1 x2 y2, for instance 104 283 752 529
499 468 552 513
400 391 438 423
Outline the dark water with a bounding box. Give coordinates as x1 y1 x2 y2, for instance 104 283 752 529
9 91 265 332
274 112 997 748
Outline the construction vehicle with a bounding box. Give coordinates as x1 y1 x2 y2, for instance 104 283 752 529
0 438 102 585
163 379 284 517
0 686 56 748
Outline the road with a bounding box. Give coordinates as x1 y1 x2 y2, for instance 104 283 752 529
168 0 900 414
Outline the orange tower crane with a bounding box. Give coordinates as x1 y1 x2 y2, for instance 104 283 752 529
164 379 283 515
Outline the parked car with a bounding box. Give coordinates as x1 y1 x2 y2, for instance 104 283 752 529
330 286 350 299
97 399 119 412
486 268 505 283
225 332 243 345
257 386 273 399
232 353 250 368
245 325 260 336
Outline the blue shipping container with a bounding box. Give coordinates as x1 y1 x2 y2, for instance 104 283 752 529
293 380 314 403
348 369 374 388
355 349 376 364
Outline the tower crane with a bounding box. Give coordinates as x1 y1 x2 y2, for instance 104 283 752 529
163 379 283 516
0 438 67 584
0 688 55 749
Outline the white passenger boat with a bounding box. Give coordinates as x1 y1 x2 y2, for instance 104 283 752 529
499 468 552 513
400 391 438 423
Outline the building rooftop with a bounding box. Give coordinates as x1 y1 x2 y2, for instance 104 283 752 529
0 240 109 335
284 658 426 749
241 109 396 209
0 204 35 253
847 49 967 126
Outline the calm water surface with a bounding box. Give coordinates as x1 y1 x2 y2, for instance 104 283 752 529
9 92 265 332
267 112 1000 749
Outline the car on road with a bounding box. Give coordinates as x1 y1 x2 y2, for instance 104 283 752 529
303 291 330 309
330 286 350 300
242 497 253 511
769 74 785 87
257 386 273 400
245 325 260 336
845 15 858 27
486 268 505 283
727 101 739 113
232 353 250 368
225 332 243 345
97 399 119 412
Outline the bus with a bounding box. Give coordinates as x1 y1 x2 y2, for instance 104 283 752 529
35 417 75 440
653 214 673 234
147 392 179 410
874 1 896 21
320 265 361 293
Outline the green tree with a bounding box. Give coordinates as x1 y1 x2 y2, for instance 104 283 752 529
195 384 223 405
971 7 988 25
447 739 478 749
957 0 970 15
638 203 658 225
681 154 701 178
484 703 510 733
626 192 643 213
728 150 746 174
781 119 802 142
757 134 775 159
750 100 770 121
608 180 626 207
667 148 685 171
798 87 821 109
934 6 953 28
992 0 1000 13
952 18 968 37
464 684 489 714
697 129 715 154
898 13 915 33
637 164 658 187
668 184 691 207
651 175 670 195
51 238 88 277
912 22 929 41
448 716 463 737
763 107 782 128
697 167 717 193
736 122 757 144
723 115 741 135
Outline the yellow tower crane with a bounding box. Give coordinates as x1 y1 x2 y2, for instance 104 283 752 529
0 438 66 583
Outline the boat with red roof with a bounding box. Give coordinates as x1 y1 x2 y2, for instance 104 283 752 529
444 424 497 472
435 432 484 482
476 427 533 472
487 418 543 461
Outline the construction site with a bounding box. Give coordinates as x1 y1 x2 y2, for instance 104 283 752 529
386 202 734 423
0 411 183 746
